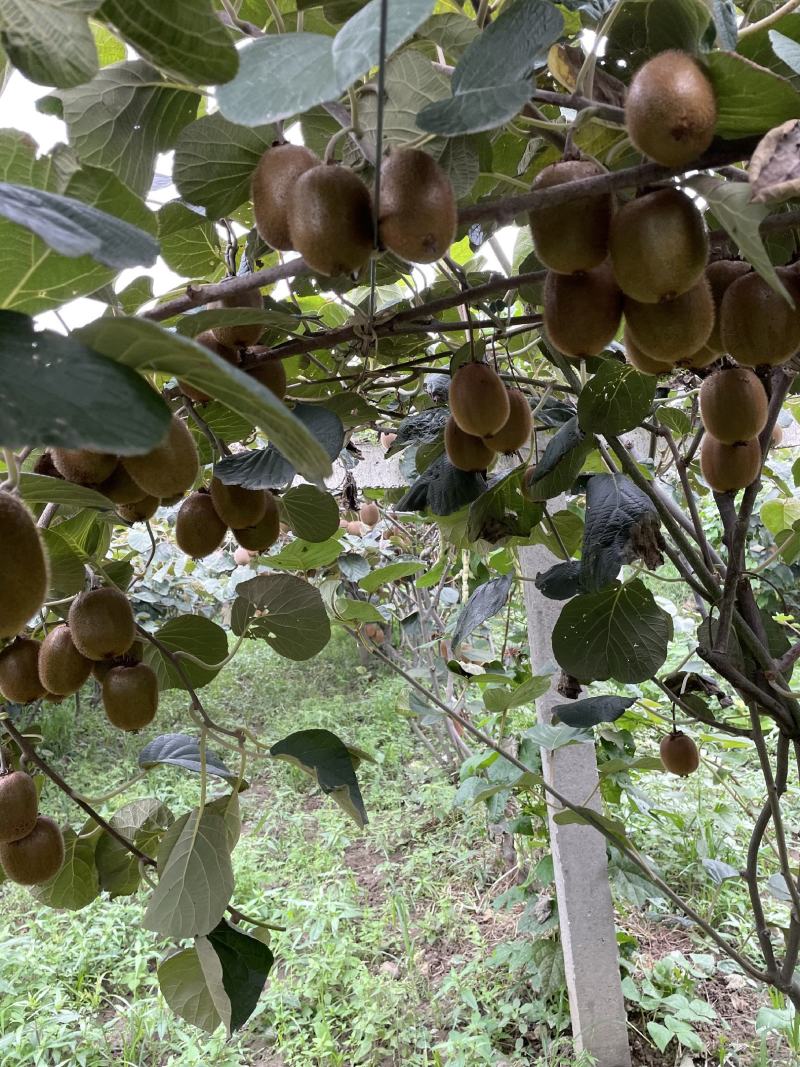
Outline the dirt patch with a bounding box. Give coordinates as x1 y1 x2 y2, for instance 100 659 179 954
344 837 390 907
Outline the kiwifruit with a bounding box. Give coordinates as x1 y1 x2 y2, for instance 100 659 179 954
378 148 456 264
449 362 510 437
719 268 800 366
659 730 700 776
0 493 48 640
68 586 135 661
528 159 613 274
287 163 373 276
0 771 38 843
246 359 287 400
543 262 622 358
180 332 239 403
233 546 254 566
102 663 158 732
676 344 719 370
626 51 716 167
625 330 673 374
50 449 117 486
624 277 714 363
122 415 199 498
482 389 533 453
359 502 380 526
33 451 62 479
380 432 396 450
704 260 750 353
0 814 64 885
233 492 280 552
345 520 366 537
699 368 768 444
772 424 784 447
252 143 321 251
700 436 762 493
39 625 92 695
0 637 45 704
176 490 228 558
208 288 264 349
609 188 708 303
444 416 494 472
209 477 267 529
117 496 159 524
97 464 149 505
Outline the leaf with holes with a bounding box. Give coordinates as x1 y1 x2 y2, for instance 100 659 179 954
231 574 331 660
271 728 368 827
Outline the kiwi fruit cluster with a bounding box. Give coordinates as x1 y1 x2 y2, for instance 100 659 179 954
698 368 769 493
660 730 700 777
175 480 280 559
0 770 64 886
445 363 532 471
251 144 456 275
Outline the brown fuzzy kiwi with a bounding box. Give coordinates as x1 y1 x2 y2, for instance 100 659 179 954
624 277 714 363
252 143 321 251
699 368 768 444
659 730 700 776
625 330 674 374
50 449 117 486
180 331 240 403
719 268 800 366
482 389 533 453
625 51 717 167
543 262 622 358
700 436 762 493
97 464 149 505
0 771 38 843
378 148 457 264
704 260 751 353
609 188 708 303
0 493 49 640
772 424 784 447
444 416 494 471
39 625 92 695
0 814 64 885
528 159 613 274
68 586 135 661
676 344 719 370
176 491 228 558
102 663 158 732
122 415 199 498
0 637 45 703
208 287 265 349
117 496 159 523
246 359 287 400
287 164 373 276
209 477 267 529
449 362 510 437
359 502 380 526
33 451 62 478
233 492 280 552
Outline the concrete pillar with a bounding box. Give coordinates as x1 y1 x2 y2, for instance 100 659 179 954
518 540 631 1067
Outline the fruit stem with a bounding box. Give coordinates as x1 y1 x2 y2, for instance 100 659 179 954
2 449 19 490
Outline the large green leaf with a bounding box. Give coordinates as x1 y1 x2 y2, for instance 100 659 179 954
206 920 274 1033
524 417 593 502
158 201 221 279
577 362 656 436
271 728 368 827
17 473 115 511
140 615 228 691
0 0 101 88
231 574 331 660
358 560 425 593
707 52 800 139
95 797 173 898
40 527 88 598
138 733 243 788
75 317 332 484
281 485 340 543
158 945 227 1035
31 826 99 911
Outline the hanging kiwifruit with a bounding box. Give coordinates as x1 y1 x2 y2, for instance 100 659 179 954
33 451 62 479
0 493 48 639
246 358 287 400
676 344 719 371
97 464 150 505
482 389 533 453
50 449 117 486
625 330 673 374
700 436 762 493
102 663 159 732
252 143 321 251
625 52 717 167
68 586 135 661
699 368 768 444
233 492 280 552
176 490 228 558
659 730 700 776
0 637 45 704
287 163 373 276
0 815 64 885
449 362 510 437
208 287 265 349
543 262 622 358
704 260 750 353
378 148 457 264
122 415 199 499
624 277 714 363
359 502 380 526
719 268 800 366
117 496 160 524
609 188 708 303
210 477 267 529
772 424 784 447
445 416 494 472
528 159 613 274
180 332 240 403
0 770 38 844
38 625 92 695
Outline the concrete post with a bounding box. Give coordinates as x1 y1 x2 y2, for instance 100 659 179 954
518 540 632 1067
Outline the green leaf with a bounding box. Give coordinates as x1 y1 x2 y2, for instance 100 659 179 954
282 484 340 543
467 467 544 545
144 807 234 939
336 598 384 623
524 722 592 751
95 797 173 898
232 574 331 660
75 317 332 484
141 615 228 691
177 308 296 339
452 573 513 650
707 52 800 139
17 473 115 511
138 734 244 788
577 362 656 436
206 920 274 1033
40 527 88 598
483 674 551 713
761 497 800 562
552 579 673 683
553 806 630 844
647 1021 674 1054
99 0 238 85
31 826 99 911
271 728 368 827
554 695 635 728
264 536 344 571
0 312 170 452
158 945 226 1035
158 201 221 279
0 0 100 88
358 560 425 593
524 417 593 502
416 80 534 136
771 30 800 74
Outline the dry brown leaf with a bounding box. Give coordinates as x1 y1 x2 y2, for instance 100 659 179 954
749 119 800 203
